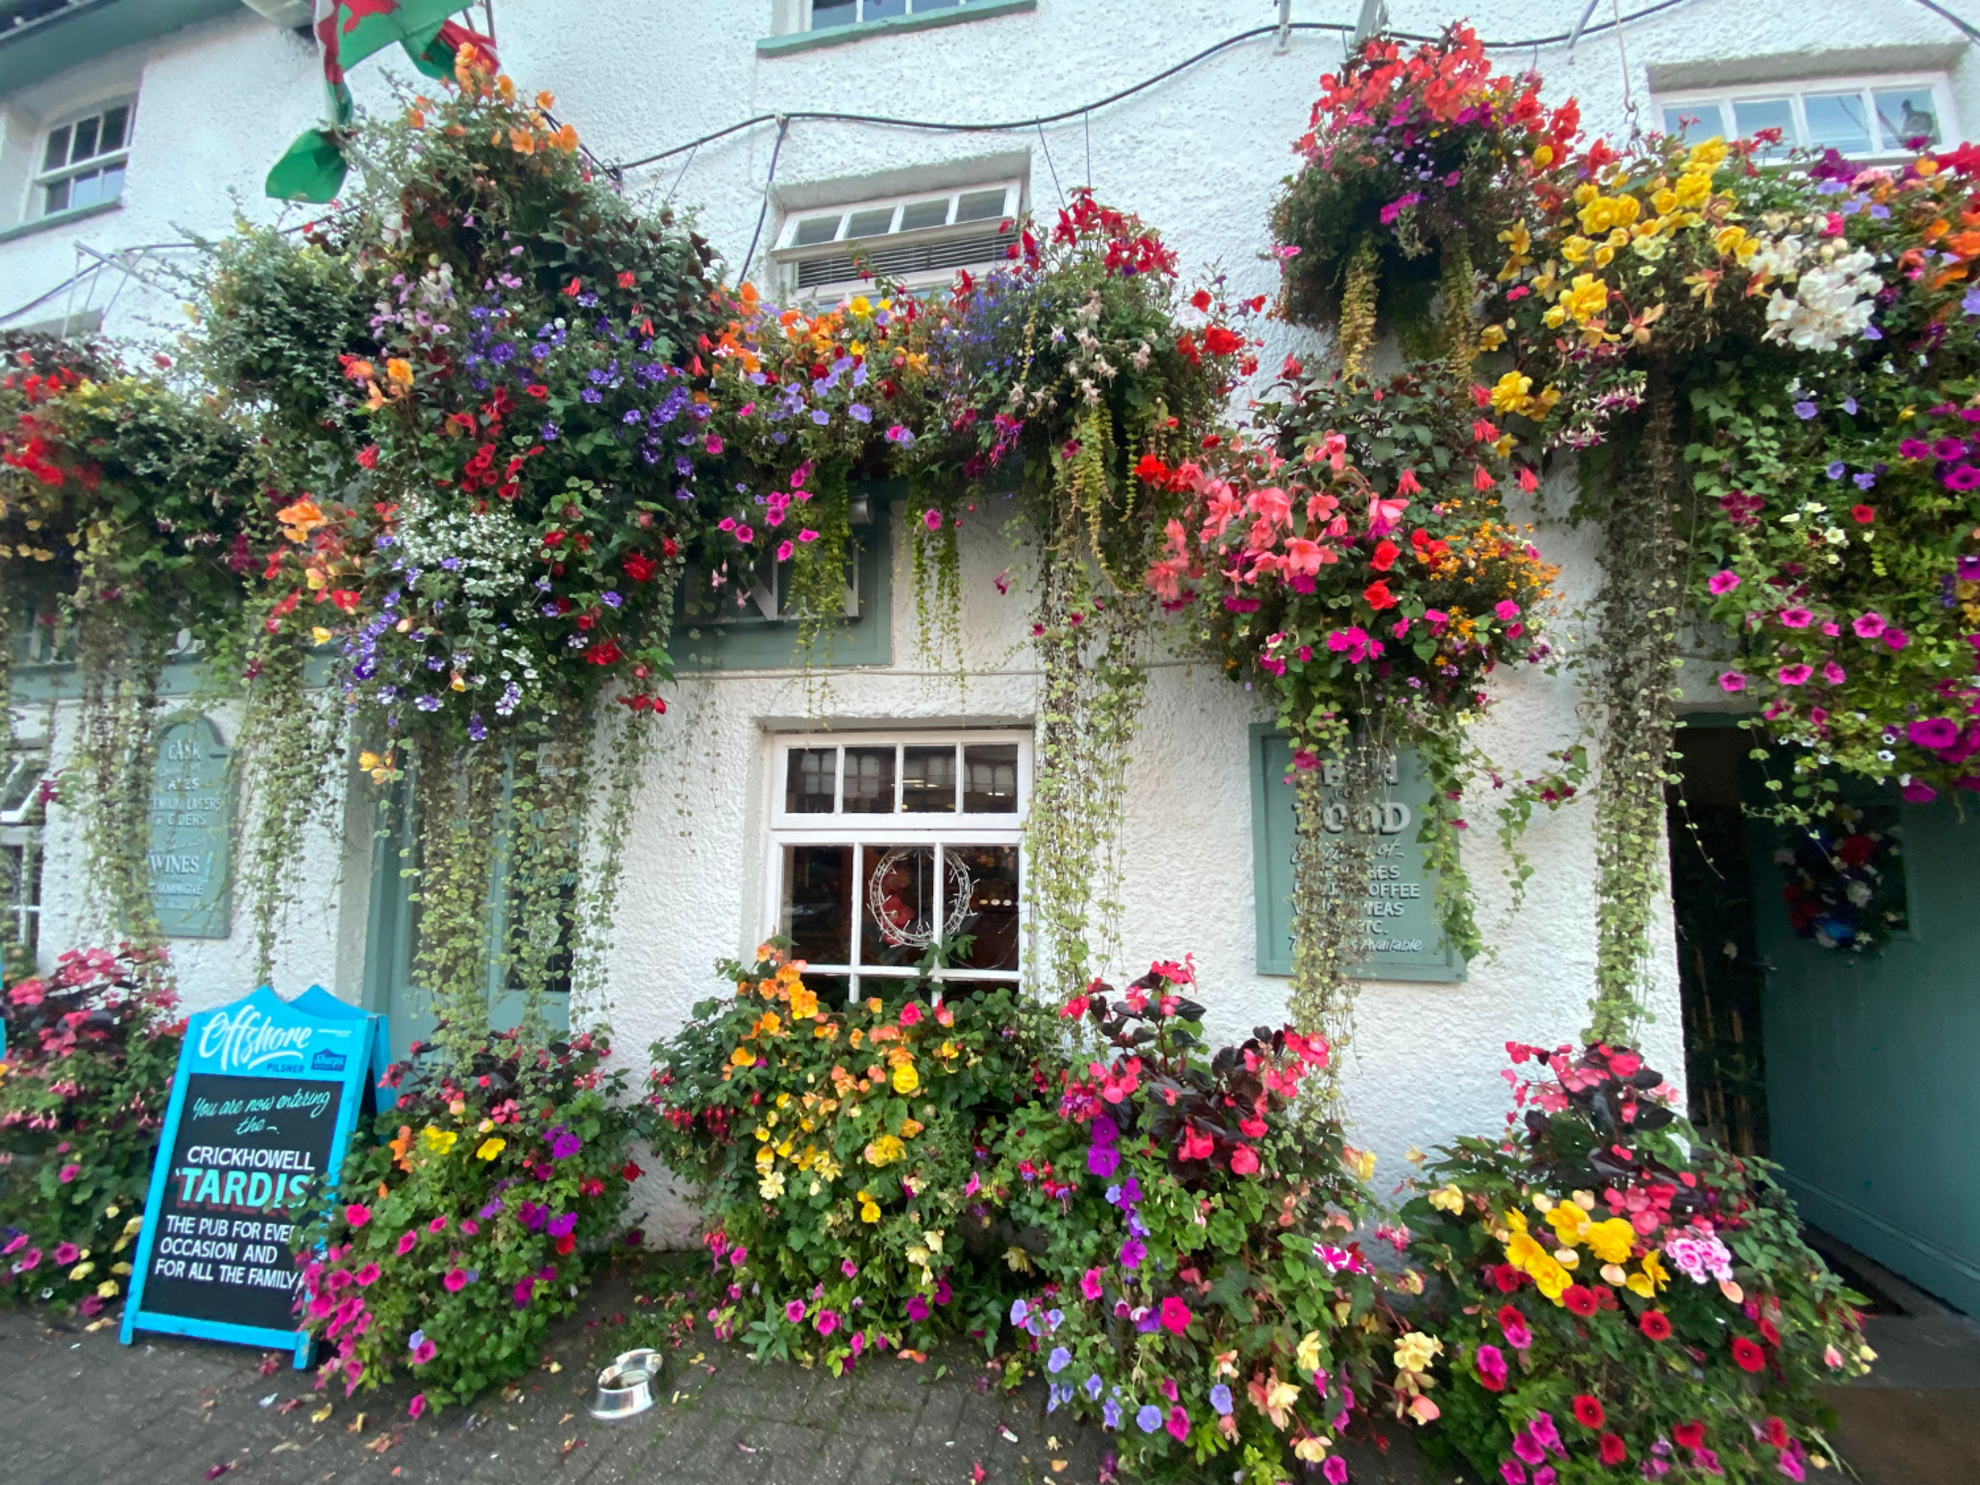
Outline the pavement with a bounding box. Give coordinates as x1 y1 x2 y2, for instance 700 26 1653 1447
0 1252 1973 1485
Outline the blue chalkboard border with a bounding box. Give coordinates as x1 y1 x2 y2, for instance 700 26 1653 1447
119 985 394 1368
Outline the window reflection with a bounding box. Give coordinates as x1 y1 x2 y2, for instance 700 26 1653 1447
842 747 895 813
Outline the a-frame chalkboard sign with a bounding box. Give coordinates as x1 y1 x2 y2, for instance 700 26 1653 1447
120 985 393 1367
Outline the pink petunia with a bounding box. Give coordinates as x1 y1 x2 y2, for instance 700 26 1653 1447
1853 612 1886 639
1718 671 1748 694
345 1204 371 1228
408 1393 426 1421
816 1309 840 1337
57 1164 79 1184
1159 1296 1192 1334
443 1268 468 1293
1707 570 1741 595
1081 1268 1104 1302
397 1230 417 1255
1777 664 1812 686
1778 607 1813 629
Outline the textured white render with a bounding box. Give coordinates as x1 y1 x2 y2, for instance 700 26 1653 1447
5 0 1975 1232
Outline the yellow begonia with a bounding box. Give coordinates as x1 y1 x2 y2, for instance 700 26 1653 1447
1393 1331 1442 1374
1584 1217 1636 1265
863 1134 906 1167
1489 372 1532 415
1672 171 1713 209
476 1137 506 1161
1427 1184 1466 1215
1686 136 1730 170
1626 1248 1671 1298
1294 1435 1332 1462
1563 274 1610 325
891 1061 920 1095
755 1144 775 1172
422 1126 457 1155
759 1170 786 1199
857 1190 881 1223
1546 1201 1591 1246
789 984 818 1020
1296 1329 1324 1374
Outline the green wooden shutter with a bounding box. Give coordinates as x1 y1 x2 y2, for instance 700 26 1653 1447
1247 725 1465 983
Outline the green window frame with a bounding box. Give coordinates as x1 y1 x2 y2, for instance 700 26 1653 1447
1248 724 1465 983
672 485 894 671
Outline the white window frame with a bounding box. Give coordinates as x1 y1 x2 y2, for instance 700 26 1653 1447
1655 73 1956 164
771 179 1023 297
804 0 976 30
30 96 135 220
762 728 1030 999
0 749 47 954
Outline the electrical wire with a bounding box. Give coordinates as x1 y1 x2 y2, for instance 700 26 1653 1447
609 3 1705 176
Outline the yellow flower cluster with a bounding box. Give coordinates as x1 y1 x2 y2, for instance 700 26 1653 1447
1497 1193 1669 1304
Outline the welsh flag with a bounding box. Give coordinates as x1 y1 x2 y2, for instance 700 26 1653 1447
266 2 496 203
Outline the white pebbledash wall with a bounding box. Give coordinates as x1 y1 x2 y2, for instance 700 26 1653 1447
5 0 1974 1236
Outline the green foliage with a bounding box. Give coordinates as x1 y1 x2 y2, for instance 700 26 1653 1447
0 945 181 1314
298 1026 640 1412
645 949 1038 1365
1403 1043 1869 1484
992 963 1391 1479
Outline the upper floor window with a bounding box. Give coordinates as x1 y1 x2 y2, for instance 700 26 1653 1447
809 0 970 28
34 98 134 218
1658 75 1951 164
773 179 1021 295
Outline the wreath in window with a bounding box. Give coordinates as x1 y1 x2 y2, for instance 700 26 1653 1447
1775 810 1907 953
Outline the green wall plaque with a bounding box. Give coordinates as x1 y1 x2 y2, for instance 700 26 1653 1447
1249 726 1464 983
148 714 232 939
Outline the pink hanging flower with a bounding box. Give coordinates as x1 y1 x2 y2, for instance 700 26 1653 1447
344 1204 371 1228
1707 570 1741 595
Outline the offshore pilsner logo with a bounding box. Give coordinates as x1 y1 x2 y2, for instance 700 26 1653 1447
196 1005 328 1074
310 1049 347 1073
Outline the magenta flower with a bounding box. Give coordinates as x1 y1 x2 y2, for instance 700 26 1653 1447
427 1216 448 1234
1883 626 1910 650
785 1299 805 1323
1707 570 1741 595
443 1268 468 1293
345 1203 371 1228
53 1242 78 1266
841 1259 858 1279
1853 611 1887 638
57 1164 79 1184
410 1338 437 1365
1718 671 1748 694
815 1309 840 1337
1902 781 1938 802
513 1279 536 1307
1908 718 1960 750
1159 1296 1192 1334
1777 664 1812 686
397 1230 417 1256
1778 607 1813 629
923 508 942 532
355 1264 380 1286
1495 600 1520 620
1166 1405 1190 1441
1822 660 1846 684
1080 1268 1104 1301
906 1295 930 1322
1476 1343 1509 1391
408 1393 426 1420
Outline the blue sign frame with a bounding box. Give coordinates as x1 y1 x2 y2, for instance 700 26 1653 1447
120 985 393 1367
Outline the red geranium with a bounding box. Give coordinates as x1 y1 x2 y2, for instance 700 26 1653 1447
1732 1336 1767 1372
1563 1284 1598 1317
1672 1421 1706 1450
1572 1394 1606 1429
1598 1432 1628 1466
1639 1309 1672 1341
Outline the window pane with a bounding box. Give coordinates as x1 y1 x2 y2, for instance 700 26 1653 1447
42 124 70 172
955 187 1006 223
949 844 1020 971
1875 89 1941 150
1733 97 1795 151
71 115 99 161
842 746 895 813
963 744 1019 812
782 844 853 965
845 206 895 238
1804 91 1871 154
99 105 128 153
794 214 842 247
68 169 102 209
914 0 963 10
785 746 838 813
812 0 856 27
861 844 933 966
43 178 70 215
98 164 125 203
1661 103 1725 140
864 0 908 18
898 198 950 232
902 745 957 812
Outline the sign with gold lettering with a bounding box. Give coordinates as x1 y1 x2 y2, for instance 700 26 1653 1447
149 714 232 938
1249 728 1464 983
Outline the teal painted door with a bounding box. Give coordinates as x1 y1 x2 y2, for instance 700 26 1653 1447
360 780 569 1064
1747 790 1980 1313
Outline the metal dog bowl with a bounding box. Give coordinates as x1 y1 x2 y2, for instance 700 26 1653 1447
587 1358 657 1420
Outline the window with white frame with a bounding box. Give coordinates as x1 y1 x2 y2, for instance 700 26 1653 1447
32 98 135 219
765 730 1028 1005
773 180 1021 295
0 749 47 958
1657 75 1952 163
808 0 975 29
